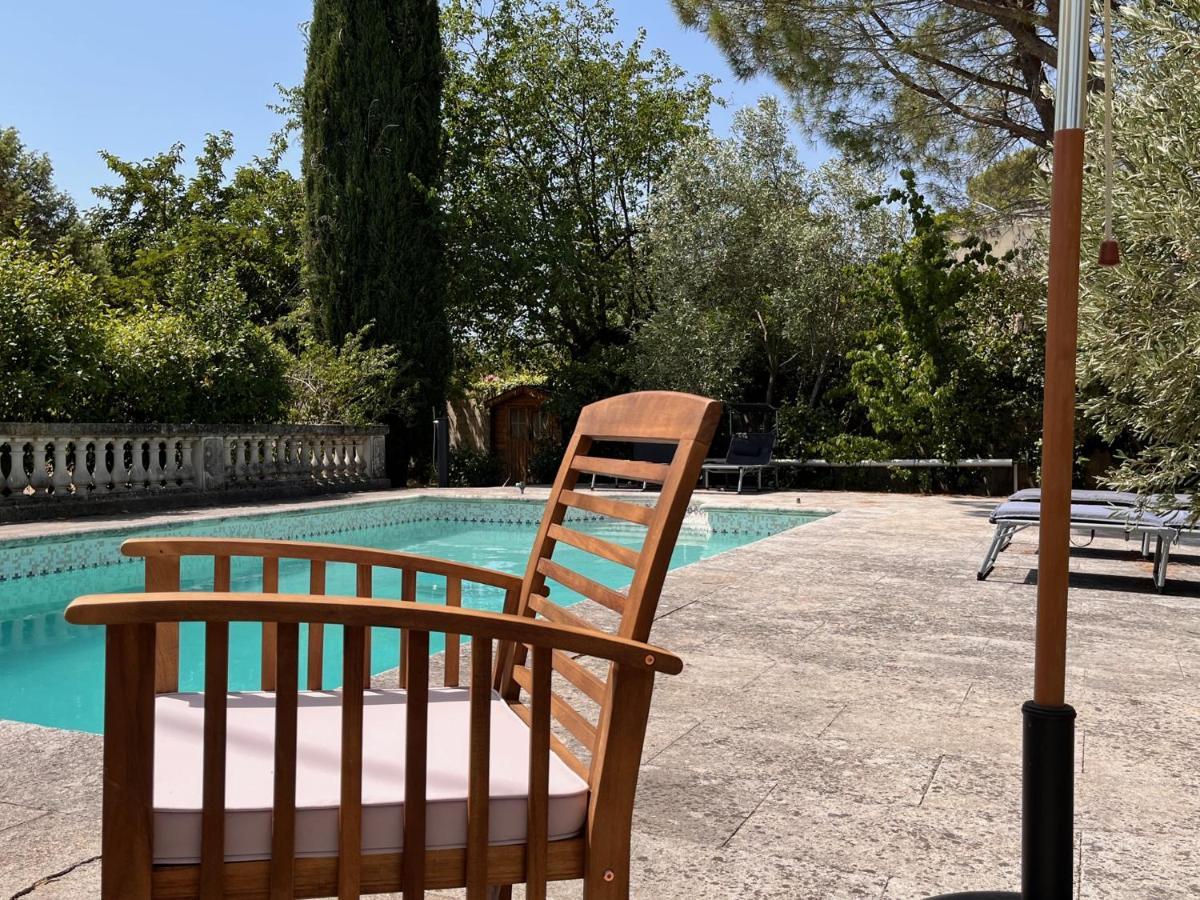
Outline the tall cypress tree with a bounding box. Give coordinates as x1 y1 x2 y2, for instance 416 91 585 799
302 0 451 483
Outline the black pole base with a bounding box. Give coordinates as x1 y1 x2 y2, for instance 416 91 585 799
1022 700 1076 899
925 701 1076 900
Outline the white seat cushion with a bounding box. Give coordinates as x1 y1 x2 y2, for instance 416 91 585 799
152 688 589 864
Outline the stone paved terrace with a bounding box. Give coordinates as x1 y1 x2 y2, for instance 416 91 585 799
1 488 1198 898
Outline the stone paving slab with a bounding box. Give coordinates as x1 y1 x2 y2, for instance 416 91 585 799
1 488 1198 897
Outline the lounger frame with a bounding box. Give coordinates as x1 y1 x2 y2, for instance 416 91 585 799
978 511 1180 590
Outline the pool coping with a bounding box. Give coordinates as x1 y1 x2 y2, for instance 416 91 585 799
0 489 833 584
0 486 834 542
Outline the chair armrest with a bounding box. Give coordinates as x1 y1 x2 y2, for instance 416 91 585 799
65 591 683 674
120 537 524 593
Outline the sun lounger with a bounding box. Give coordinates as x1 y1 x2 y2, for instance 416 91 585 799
701 432 777 493
977 500 1192 590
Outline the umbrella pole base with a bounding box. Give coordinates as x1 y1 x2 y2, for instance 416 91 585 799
926 701 1075 900
1022 700 1076 899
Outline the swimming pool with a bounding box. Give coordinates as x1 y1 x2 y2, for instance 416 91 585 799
0 496 824 732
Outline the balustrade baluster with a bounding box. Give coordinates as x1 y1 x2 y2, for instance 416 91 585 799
111 438 130 491
7 438 31 496
291 435 305 479
271 435 284 480
327 439 339 482
164 439 182 489
92 438 112 495
50 439 71 496
251 435 264 481
311 438 324 480
74 437 96 496
129 438 148 490
152 438 165 489
26 440 48 495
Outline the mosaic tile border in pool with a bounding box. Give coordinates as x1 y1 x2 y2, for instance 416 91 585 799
0 496 827 583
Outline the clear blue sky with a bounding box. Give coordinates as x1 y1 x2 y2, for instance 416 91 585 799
1 0 828 208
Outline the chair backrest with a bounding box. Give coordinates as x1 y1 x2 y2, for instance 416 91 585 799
494 392 721 773
724 431 775 466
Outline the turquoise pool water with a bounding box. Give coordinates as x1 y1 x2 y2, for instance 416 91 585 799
0 498 822 733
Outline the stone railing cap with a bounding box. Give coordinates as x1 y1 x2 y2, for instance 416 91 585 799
0 423 388 436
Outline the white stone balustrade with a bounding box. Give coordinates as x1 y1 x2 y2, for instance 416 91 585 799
0 424 387 505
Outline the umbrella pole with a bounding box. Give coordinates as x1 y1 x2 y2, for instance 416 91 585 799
1025 0 1090 892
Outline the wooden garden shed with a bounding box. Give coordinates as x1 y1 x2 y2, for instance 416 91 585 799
487 385 555 482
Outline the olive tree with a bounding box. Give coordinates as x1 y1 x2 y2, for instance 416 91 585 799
1078 0 1200 510
635 98 900 407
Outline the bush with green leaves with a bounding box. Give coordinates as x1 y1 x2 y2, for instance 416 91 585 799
0 236 106 421
286 323 409 426
104 267 290 423
448 446 504 487
1077 0 1200 509
846 172 1044 461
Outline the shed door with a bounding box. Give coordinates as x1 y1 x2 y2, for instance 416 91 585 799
504 403 550 481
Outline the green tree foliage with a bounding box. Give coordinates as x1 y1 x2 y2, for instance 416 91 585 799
91 132 304 322
303 0 451 480
847 171 1044 459
1078 0 1200 509
103 264 290 423
0 236 105 420
442 0 712 419
285 321 409 426
636 99 901 408
0 127 98 267
669 0 1066 178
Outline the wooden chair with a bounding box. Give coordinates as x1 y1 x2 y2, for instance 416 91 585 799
66 391 721 899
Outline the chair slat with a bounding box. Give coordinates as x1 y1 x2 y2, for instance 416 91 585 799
445 576 462 687
547 524 640 569
338 626 365 900
526 646 552 900
270 622 299 899
149 554 181 694
403 630 430 896
511 664 596 749
536 559 627 614
261 557 279 691
199 621 229 899
214 556 232 592
101 624 156 899
569 455 669 484
551 649 607 705
307 560 327 690
399 568 416 689
356 564 372 689
559 489 656 526
508 702 591 782
466 638 492 899
528 593 596 634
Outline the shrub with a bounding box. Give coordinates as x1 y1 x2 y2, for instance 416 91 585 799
526 440 564 485
0 236 106 420
286 324 409 426
448 446 504 487
104 268 289 423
